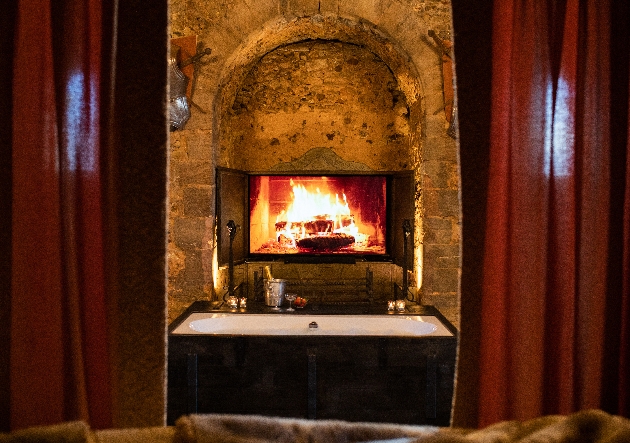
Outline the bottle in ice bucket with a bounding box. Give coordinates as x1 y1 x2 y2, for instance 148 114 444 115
263 265 273 305
263 265 285 308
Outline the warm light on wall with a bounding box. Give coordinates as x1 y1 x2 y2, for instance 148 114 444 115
416 244 423 290
415 218 423 299
212 223 221 294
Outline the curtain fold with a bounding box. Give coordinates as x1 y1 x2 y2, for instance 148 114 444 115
622 96 630 415
6 0 167 431
465 0 630 427
0 0 17 431
10 0 113 429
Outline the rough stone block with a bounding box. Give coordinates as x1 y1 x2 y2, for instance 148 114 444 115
289 0 322 16
339 2 382 25
446 163 460 189
422 188 439 215
167 243 186 278
173 160 213 186
378 0 414 32
423 135 458 163
173 217 206 249
183 250 204 284
183 186 214 217
423 244 460 264
423 160 451 189
186 130 213 161
437 189 460 217
424 292 459 309
435 254 460 268
184 93 215 131
169 185 184 217
422 139 446 162
423 267 458 293
423 216 454 244
317 0 340 15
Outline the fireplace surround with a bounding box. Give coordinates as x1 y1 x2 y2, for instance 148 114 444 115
215 166 415 304
167 9 460 326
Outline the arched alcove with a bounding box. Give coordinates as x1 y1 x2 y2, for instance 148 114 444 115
168 6 460 328
213 15 423 173
221 39 414 172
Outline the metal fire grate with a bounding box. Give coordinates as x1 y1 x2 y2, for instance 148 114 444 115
253 268 374 304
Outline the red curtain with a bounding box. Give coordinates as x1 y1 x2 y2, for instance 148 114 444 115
10 0 114 429
470 0 630 427
622 98 630 416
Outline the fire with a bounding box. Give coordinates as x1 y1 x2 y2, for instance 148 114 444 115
275 180 368 250
281 181 350 223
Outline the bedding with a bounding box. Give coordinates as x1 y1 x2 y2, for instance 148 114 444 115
173 410 630 443
2 409 629 443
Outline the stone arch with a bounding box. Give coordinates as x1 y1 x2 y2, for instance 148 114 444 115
212 13 425 171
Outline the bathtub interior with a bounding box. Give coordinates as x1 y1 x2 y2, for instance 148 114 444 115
170 312 454 337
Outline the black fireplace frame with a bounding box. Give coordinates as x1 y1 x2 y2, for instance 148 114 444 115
216 167 414 266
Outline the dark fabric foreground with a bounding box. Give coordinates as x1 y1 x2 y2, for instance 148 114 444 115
2 409 629 443
175 410 630 443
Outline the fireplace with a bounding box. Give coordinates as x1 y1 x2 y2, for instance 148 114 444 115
249 175 387 257
217 168 414 267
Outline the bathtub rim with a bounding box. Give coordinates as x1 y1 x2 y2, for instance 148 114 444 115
170 311 454 337
169 301 458 337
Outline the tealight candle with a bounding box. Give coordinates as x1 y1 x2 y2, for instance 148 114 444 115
239 297 247 308
387 300 395 311
395 299 406 312
227 296 239 309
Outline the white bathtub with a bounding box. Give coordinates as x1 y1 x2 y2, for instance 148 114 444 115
170 313 453 337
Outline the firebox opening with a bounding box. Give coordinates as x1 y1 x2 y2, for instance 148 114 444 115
249 175 388 259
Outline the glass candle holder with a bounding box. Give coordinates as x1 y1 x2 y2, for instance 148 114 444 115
395 299 406 312
387 300 395 311
239 297 247 308
227 296 239 309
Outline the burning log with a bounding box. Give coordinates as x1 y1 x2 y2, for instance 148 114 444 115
276 215 355 236
304 219 334 234
296 233 356 251
277 234 294 246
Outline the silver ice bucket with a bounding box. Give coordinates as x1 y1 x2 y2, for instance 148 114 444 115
264 278 286 307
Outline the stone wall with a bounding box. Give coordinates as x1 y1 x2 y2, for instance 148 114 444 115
168 0 460 327
224 40 411 171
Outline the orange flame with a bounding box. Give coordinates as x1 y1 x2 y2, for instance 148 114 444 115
275 180 369 248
